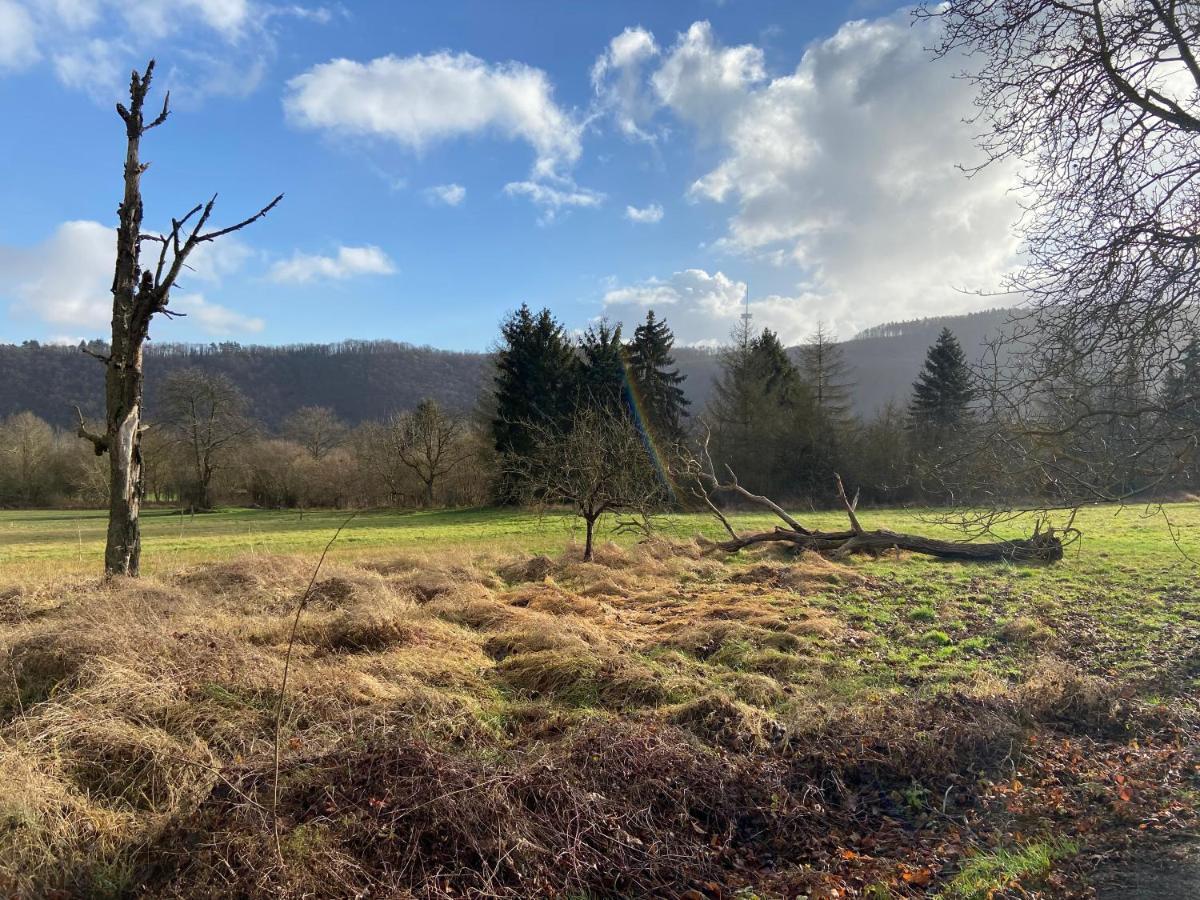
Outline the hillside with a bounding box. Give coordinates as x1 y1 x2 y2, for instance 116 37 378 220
0 309 1016 429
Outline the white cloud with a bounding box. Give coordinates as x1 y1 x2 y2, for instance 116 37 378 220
4 1 332 102
44 0 100 30
0 220 264 337
625 203 663 224
0 0 39 71
52 37 123 97
591 26 660 140
671 13 1021 331
0 220 113 328
172 292 264 335
602 268 839 346
425 183 466 206
503 180 604 224
285 52 582 179
652 21 765 132
269 244 396 284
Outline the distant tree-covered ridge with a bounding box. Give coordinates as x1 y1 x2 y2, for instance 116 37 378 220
0 310 1017 429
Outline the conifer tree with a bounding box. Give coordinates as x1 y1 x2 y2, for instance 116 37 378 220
909 328 975 430
491 305 578 488
577 320 626 413
626 310 689 444
800 322 854 423
708 326 815 495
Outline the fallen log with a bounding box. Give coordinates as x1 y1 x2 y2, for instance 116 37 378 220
679 436 1065 564
701 525 1064 562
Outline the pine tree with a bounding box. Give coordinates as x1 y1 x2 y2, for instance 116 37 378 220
626 310 689 444
577 320 626 413
491 305 578 476
909 328 975 430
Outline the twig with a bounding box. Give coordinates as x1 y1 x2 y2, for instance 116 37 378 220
272 510 358 865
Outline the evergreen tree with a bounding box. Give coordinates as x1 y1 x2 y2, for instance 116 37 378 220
577 320 626 413
708 326 815 495
626 310 689 444
799 322 855 423
1163 338 1200 427
491 305 578 480
909 328 975 430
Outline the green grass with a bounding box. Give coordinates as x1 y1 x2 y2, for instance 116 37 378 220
938 838 1079 899
3 501 1199 695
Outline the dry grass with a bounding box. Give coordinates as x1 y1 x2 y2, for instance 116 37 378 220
0 538 1191 897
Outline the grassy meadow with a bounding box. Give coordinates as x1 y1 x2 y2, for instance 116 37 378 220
1 502 1198 897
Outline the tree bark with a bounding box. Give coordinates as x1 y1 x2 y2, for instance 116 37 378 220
703 526 1063 562
584 515 596 562
74 61 281 576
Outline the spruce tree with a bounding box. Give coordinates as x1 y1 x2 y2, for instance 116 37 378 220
708 326 815 495
492 304 578 474
800 322 854 423
577 320 626 413
909 328 975 429
626 310 689 443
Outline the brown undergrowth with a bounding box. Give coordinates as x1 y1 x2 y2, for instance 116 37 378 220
0 541 1196 897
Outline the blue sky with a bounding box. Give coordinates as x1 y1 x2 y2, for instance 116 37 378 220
0 1 1022 350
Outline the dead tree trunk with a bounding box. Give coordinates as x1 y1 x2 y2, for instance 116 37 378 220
680 438 1066 564
75 61 281 577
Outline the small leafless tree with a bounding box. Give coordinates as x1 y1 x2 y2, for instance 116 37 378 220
388 399 472 507
159 369 255 511
920 2 1200 514
75 61 281 575
513 406 667 561
283 405 347 461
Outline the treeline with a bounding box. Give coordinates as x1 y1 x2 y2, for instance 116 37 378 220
0 310 989 510
0 339 489 430
0 383 492 510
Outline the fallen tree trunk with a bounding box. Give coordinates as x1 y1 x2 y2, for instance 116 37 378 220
701 525 1064 562
679 437 1065 564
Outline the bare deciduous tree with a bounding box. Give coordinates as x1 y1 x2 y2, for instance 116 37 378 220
75 61 280 575
159 369 254 511
283 405 347 461
513 406 667 561
389 399 471 507
921 1 1200 511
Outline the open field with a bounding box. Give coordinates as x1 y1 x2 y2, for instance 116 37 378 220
2 504 1199 897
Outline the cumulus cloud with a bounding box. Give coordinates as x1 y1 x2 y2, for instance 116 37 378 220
0 220 113 328
677 13 1021 330
0 0 39 71
425 183 466 206
0 220 265 336
269 245 396 284
285 52 582 179
172 292 264 335
594 14 1023 337
602 268 837 346
651 21 765 132
591 26 660 140
625 203 663 224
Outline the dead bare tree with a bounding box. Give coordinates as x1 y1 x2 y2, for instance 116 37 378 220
75 61 281 576
679 427 1066 563
918 2 1200 512
513 406 668 561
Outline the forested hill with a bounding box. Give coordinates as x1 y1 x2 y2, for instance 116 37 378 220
0 309 1015 429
